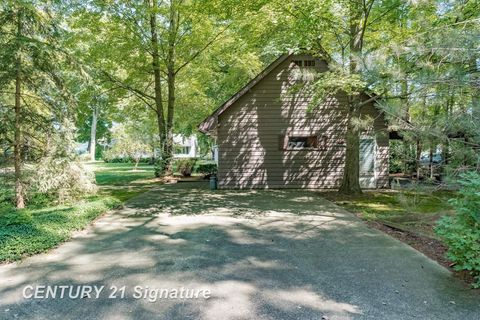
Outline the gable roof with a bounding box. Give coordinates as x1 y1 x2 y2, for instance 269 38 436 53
198 53 292 134
198 53 384 135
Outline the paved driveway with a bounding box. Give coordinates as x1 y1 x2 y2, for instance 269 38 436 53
0 183 478 320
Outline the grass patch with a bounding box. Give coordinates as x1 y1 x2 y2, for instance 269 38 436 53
0 162 158 263
88 162 158 202
323 189 456 238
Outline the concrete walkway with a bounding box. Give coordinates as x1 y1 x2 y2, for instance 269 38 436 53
0 183 478 320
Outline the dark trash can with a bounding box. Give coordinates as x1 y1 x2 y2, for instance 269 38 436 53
210 175 217 190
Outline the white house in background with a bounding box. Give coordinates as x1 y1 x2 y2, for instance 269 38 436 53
75 142 89 155
173 134 199 158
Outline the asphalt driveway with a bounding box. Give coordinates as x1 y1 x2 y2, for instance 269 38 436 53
0 182 478 319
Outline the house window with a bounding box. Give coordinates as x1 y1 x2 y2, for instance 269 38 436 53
292 60 303 67
304 60 316 67
293 60 315 67
175 146 191 155
287 136 319 150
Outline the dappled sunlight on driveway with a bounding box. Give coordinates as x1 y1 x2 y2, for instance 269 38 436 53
264 287 361 316
0 182 478 319
127 182 351 218
202 281 257 319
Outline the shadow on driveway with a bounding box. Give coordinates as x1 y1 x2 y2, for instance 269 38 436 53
0 182 478 320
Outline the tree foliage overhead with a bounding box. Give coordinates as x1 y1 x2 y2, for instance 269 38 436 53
0 0 83 207
0 0 73 160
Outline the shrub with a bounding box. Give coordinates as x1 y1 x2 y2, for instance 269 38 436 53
29 121 97 204
78 153 92 162
31 157 97 203
102 124 152 168
175 158 197 177
103 155 128 163
389 158 403 174
435 172 480 287
103 155 152 164
196 163 217 177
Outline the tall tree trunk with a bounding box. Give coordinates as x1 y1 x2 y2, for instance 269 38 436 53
161 68 175 174
441 96 452 178
470 57 479 170
429 143 434 180
339 103 362 194
429 105 440 180
400 79 409 174
161 0 178 175
14 8 25 209
442 138 449 173
154 0 179 175
470 57 479 116
147 0 167 176
403 142 410 174
415 138 422 180
89 106 97 161
339 0 363 195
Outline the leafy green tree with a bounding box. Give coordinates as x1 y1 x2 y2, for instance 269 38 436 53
103 122 152 170
0 0 74 207
378 0 480 178
70 0 271 177
74 86 113 161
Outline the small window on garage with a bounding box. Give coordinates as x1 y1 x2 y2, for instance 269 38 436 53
287 136 319 150
304 60 316 67
292 60 303 67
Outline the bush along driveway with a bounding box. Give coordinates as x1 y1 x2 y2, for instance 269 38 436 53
0 182 479 320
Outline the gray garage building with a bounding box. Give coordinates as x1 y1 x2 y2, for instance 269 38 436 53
199 53 389 189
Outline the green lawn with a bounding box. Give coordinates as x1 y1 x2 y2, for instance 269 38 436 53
323 189 456 238
89 162 159 201
0 162 158 262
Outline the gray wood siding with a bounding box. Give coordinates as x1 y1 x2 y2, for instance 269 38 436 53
216 55 389 189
